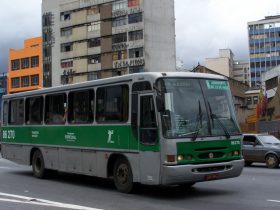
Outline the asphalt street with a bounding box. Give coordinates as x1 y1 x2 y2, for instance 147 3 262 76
0 156 279 210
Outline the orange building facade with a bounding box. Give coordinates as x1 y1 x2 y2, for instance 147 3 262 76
8 37 42 94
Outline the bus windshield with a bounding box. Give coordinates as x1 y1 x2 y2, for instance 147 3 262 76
156 78 240 139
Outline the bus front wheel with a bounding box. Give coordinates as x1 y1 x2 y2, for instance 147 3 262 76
32 150 46 178
113 157 134 193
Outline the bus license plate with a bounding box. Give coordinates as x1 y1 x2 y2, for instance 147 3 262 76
205 173 219 181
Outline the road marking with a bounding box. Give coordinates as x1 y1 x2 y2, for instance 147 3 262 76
0 192 103 210
0 167 13 169
268 199 280 203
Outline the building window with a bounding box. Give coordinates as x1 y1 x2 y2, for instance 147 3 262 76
128 0 139 7
113 50 127 61
21 57 30 69
253 96 259 105
113 16 127 27
61 59 73 68
11 77 20 88
129 30 143 41
88 71 101 80
88 38 101 48
21 76 30 87
88 55 101 64
129 47 143 58
96 85 129 123
61 12 71 21
88 21 101 32
61 43 73 52
61 28 72 37
112 33 127 44
128 12 142 24
87 6 100 15
11 59 20 70
31 74 39 86
113 0 127 10
31 56 39 68
246 97 252 105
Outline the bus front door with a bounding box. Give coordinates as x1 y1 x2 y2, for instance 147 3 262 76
138 94 161 185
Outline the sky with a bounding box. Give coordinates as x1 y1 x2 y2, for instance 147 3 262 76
1 0 280 72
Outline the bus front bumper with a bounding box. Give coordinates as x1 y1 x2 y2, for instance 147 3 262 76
161 159 244 185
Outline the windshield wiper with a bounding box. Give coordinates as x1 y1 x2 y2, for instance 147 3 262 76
208 101 230 139
191 100 203 141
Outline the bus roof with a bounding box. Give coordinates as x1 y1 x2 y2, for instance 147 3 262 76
4 72 227 99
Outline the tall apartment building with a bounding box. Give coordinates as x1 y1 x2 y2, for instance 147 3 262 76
248 15 280 87
8 37 42 94
42 0 176 87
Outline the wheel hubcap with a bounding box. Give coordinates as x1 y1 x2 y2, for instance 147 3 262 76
117 164 128 184
267 157 276 166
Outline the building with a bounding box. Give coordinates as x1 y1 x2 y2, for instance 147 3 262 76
248 15 280 87
42 0 176 87
233 60 250 86
206 49 234 78
206 49 250 85
8 37 42 94
261 64 280 99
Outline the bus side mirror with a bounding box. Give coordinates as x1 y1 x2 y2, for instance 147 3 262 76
156 96 165 112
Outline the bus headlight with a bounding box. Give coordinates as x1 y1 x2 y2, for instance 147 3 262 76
177 154 184 161
232 150 240 156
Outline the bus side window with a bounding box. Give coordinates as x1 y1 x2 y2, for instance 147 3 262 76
45 93 67 124
96 85 129 123
9 99 24 125
3 101 8 125
25 97 43 125
68 89 94 124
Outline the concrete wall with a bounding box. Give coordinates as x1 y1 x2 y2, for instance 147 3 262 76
206 57 230 77
144 0 176 72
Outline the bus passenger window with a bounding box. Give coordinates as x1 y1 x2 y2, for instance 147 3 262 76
68 89 94 124
9 99 24 125
3 101 8 125
96 85 129 123
45 94 67 124
25 97 43 125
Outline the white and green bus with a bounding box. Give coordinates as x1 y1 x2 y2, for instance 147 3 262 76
1 72 243 193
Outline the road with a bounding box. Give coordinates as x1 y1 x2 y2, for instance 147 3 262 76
0 156 279 210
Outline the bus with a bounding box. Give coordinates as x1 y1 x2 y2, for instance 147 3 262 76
1 72 244 193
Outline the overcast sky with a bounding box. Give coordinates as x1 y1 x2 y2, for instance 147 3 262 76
1 0 280 72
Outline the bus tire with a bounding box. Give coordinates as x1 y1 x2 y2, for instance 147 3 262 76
32 150 47 178
113 157 134 193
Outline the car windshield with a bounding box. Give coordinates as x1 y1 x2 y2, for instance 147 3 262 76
258 135 280 145
156 78 240 139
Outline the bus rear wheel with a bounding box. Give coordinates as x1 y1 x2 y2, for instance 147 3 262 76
32 150 47 178
113 157 134 193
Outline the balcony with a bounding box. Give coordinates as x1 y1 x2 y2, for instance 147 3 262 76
88 63 101 72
